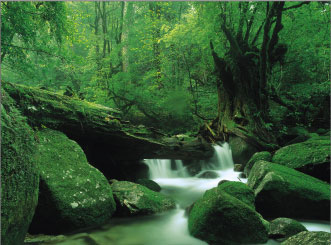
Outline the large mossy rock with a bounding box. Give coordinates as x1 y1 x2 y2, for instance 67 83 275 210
281 231 331 245
29 129 116 234
1 91 39 245
272 138 330 182
111 181 175 216
268 217 307 240
229 136 259 166
248 161 330 220
244 151 272 176
188 182 268 245
136 179 161 192
218 181 256 209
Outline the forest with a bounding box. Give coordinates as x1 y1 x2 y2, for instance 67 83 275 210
1 1 330 245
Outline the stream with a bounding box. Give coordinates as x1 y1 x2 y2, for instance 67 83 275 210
26 143 330 245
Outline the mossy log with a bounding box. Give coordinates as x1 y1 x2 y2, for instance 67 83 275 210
3 82 213 178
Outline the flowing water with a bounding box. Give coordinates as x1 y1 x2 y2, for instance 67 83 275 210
25 143 330 245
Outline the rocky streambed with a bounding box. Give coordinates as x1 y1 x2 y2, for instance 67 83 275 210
2 86 330 245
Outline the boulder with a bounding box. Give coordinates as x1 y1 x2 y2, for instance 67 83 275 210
111 181 175 216
234 164 243 172
218 181 256 209
248 161 330 220
244 151 272 176
229 135 259 166
197 170 219 179
281 231 331 245
184 160 202 176
188 183 268 244
1 91 39 245
268 218 307 240
217 179 230 186
136 179 161 192
29 129 116 234
239 172 247 178
272 138 330 182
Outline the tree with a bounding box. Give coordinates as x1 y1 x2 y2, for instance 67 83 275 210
199 2 310 148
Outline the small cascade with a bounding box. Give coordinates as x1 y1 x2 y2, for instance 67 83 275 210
144 159 189 179
201 143 234 171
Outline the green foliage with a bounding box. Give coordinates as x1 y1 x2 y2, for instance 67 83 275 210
2 1 330 135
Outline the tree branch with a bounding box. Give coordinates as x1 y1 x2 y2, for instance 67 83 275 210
283 2 310 11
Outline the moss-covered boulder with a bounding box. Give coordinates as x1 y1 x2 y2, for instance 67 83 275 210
111 181 175 216
268 218 307 240
28 129 116 234
188 184 268 244
1 90 39 245
248 161 330 220
136 179 161 192
281 231 331 245
218 181 255 209
244 151 271 176
272 138 330 182
229 136 259 166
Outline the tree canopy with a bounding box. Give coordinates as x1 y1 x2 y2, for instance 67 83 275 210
1 1 329 143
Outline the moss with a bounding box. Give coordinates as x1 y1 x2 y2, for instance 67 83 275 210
136 179 161 192
269 217 307 239
28 129 116 234
1 89 39 245
244 151 271 175
188 186 268 244
248 161 330 220
281 231 331 245
111 181 175 216
273 138 330 168
217 181 255 209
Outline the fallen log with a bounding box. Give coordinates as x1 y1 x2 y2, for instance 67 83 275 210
3 82 213 179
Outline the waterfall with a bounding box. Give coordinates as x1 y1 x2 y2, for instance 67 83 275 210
145 142 234 179
144 159 189 179
208 143 234 170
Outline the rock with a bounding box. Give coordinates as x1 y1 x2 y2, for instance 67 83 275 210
185 161 202 176
188 184 268 244
217 179 230 186
1 91 39 245
269 218 307 240
29 129 116 234
136 179 161 192
239 172 247 178
285 134 311 146
229 135 259 166
109 179 118 184
234 164 243 172
111 181 175 216
272 137 330 182
281 231 331 245
218 181 256 209
184 203 195 217
244 151 272 176
248 161 330 220
197 170 219 179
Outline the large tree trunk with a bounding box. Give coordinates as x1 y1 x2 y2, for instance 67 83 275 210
202 2 291 150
